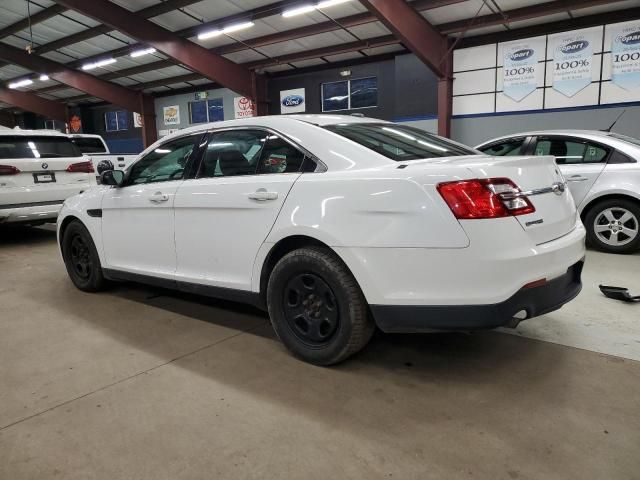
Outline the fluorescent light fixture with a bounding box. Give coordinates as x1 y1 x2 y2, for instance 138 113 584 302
317 0 351 8
81 58 116 70
282 5 315 17
198 21 254 40
130 47 156 58
8 79 33 89
39 74 49 81
283 0 351 17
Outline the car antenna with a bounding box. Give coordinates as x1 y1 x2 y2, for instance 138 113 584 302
602 109 626 132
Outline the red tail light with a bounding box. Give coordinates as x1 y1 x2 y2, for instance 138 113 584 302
0 165 20 175
437 178 535 219
66 161 94 173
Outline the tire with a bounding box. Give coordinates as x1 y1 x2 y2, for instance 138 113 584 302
61 220 107 291
584 199 640 254
266 246 375 365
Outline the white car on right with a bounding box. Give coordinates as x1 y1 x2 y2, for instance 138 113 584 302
477 130 640 254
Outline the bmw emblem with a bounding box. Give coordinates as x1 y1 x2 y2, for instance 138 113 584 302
41 163 48 170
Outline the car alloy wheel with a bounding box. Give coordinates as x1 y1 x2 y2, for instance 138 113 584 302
283 272 339 346
593 207 639 247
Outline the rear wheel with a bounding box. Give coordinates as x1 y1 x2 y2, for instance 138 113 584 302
585 199 640 254
61 220 107 291
266 247 374 365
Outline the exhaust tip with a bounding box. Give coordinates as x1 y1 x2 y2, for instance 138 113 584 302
506 309 528 328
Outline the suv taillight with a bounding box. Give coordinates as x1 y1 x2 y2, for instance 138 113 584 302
0 165 20 175
66 161 94 173
437 177 535 219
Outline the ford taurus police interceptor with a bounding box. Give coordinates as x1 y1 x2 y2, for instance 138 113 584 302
57 115 585 365
1 128 95 226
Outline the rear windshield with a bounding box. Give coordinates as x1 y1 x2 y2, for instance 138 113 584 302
71 137 106 153
0 136 82 159
324 123 477 161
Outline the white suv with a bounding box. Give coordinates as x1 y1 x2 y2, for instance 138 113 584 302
0 128 95 226
57 115 585 364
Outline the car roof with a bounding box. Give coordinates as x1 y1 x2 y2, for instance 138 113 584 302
0 127 68 137
68 133 103 139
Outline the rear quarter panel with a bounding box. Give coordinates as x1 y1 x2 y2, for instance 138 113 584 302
579 163 640 212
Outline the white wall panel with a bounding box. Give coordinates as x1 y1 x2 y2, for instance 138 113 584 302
544 83 599 109
600 82 640 104
453 44 496 72
453 69 495 95
496 88 543 112
453 93 495 116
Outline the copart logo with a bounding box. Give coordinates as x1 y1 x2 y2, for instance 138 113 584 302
510 49 534 61
560 40 589 54
619 31 640 45
282 95 304 107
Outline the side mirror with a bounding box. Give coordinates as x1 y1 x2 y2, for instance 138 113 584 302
96 159 114 175
101 169 125 187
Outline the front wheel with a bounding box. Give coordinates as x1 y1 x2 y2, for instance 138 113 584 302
61 220 107 291
266 247 374 365
585 199 640 254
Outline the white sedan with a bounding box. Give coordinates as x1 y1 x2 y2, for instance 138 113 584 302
57 115 585 365
477 130 640 254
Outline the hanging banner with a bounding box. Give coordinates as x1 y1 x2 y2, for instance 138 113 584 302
163 105 180 125
502 41 541 102
234 96 255 119
611 23 640 90
551 32 593 97
280 88 306 113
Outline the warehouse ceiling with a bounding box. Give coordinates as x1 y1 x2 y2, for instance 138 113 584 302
0 0 638 110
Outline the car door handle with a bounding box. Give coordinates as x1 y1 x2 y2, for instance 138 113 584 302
149 191 169 203
567 175 589 182
247 189 278 201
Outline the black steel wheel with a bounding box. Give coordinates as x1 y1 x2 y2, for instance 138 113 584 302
267 246 374 365
62 220 107 292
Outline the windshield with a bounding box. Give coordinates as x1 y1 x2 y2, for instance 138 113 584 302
607 132 640 148
72 137 107 153
324 123 477 161
0 136 82 159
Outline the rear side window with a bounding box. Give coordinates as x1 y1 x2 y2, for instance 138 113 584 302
198 130 267 178
534 137 609 164
72 137 107 153
324 123 476 161
257 134 308 174
0 136 82 159
479 138 526 156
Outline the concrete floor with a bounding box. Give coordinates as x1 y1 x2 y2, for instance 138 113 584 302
1 226 639 480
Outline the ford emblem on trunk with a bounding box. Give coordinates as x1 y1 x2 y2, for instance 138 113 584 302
41 163 48 170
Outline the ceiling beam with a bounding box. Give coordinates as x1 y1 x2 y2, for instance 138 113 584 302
359 0 448 77
0 4 67 40
0 87 67 122
54 0 257 99
456 5 640 48
437 0 628 34
0 43 145 113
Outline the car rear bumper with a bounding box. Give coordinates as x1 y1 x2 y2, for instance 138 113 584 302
371 260 584 332
0 201 63 224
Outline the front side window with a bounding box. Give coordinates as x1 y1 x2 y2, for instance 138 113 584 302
322 77 377 112
324 123 477 161
0 136 81 159
198 130 267 178
128 135 197 185
534 137 609 164
479 138 526 156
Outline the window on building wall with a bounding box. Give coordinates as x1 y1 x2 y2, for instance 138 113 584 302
189 98 224 124
105 111 128 132
44 120 57 130
322 77 377 112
